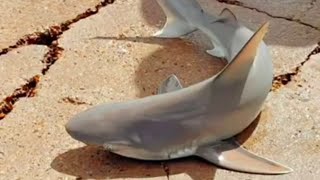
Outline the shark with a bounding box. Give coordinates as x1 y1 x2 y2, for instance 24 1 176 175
65 1 293 175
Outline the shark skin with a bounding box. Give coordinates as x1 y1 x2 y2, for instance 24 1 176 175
154 0 257 61
65 20 293 175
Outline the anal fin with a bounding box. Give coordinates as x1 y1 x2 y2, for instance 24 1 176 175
195 139 293 174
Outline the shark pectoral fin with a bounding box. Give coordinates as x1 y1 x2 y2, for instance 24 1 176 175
195 140 293 174
217 8 238 23
153 17 195 38
158 74 183 94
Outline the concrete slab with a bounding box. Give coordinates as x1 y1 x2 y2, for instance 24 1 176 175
0 45 47 99
0 0 319 179
237 0 315 22
0 0 101 49
300 0 320 28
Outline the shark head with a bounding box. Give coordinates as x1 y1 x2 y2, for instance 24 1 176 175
65 100 174 160
65 103 137 147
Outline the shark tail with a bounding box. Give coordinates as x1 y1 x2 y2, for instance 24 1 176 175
153 0 207 38
153 13 196 38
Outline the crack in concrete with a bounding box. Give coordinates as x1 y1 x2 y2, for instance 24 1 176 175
0 0 116 120
217 0 320 31
0 25 63 57
42 41 64 75
272 42 320 91
0 75 40 120
0 0 116 57
1 0 116 75
40 0 115 74
161 162 170 180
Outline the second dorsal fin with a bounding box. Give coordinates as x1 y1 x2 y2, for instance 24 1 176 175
215 8 238 24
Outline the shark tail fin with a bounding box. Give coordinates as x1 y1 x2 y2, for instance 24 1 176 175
153 13 195 38
153 16 196 38
214 22 269 84
196 139 293 174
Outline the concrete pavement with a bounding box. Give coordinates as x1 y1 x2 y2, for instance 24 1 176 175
0 0 319 179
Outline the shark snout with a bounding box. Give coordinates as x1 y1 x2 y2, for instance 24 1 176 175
65 105 124 146
65 113 105 145
65 116 89 143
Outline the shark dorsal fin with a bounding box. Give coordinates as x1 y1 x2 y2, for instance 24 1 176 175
214 22 269 84
158 74 183 94
217 8 237 23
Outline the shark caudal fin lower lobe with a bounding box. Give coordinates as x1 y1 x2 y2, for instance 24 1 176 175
153 18 196 38
153 0 206 38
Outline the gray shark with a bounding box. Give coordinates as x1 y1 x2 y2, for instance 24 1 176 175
65 16 292 174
